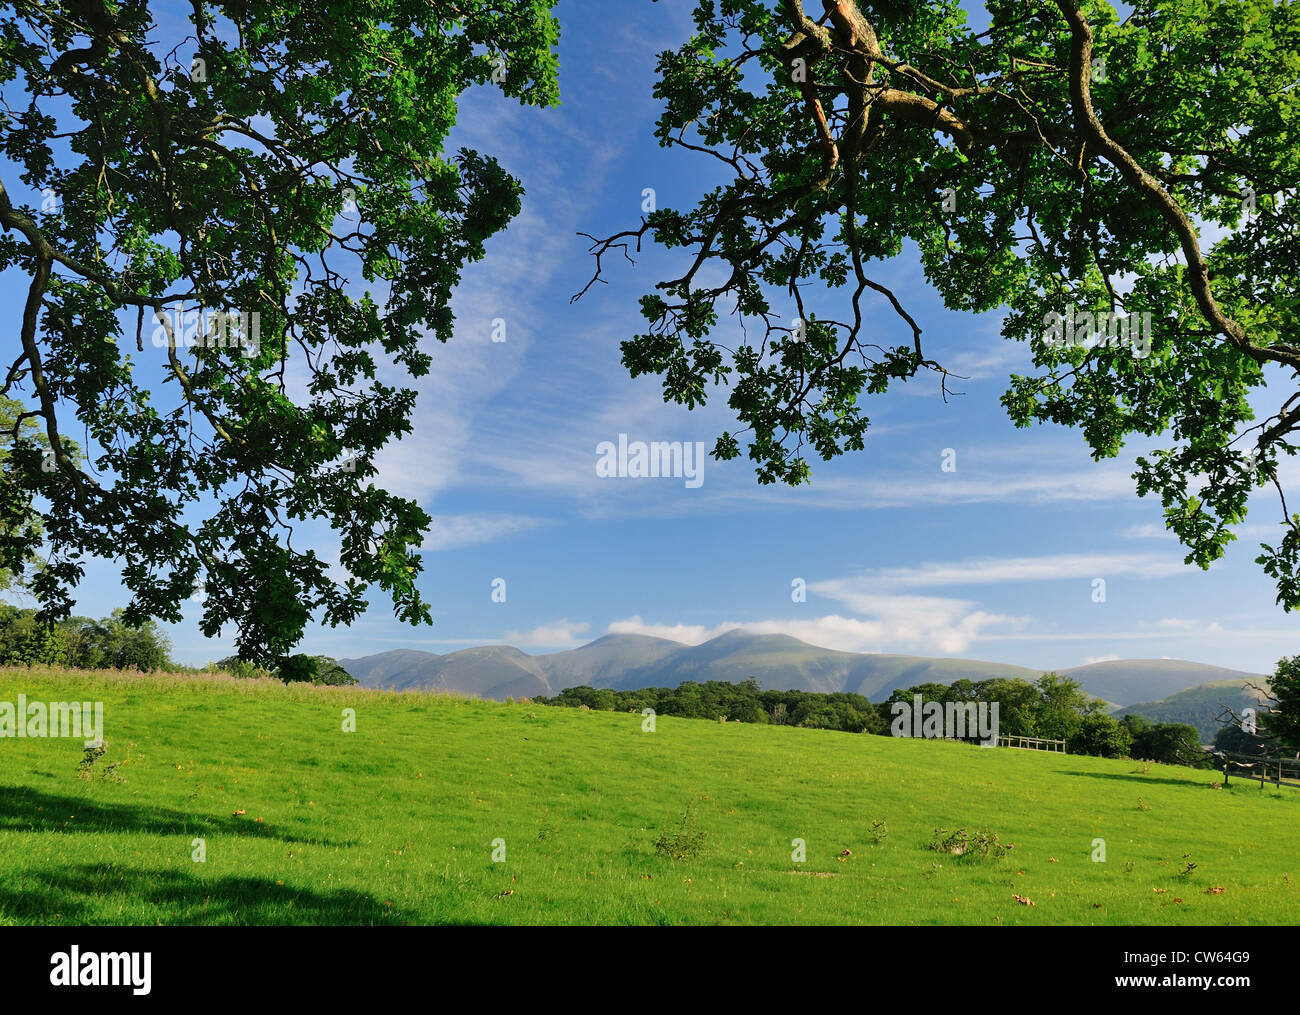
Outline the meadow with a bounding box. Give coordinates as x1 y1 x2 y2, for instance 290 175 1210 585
1 666 1297 925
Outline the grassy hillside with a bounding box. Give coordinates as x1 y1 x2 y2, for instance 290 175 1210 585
2 666 1297 926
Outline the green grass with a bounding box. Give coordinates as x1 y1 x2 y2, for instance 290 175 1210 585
1 666 1297 925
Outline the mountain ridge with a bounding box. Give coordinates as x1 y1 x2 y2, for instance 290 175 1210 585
338 631 1266 707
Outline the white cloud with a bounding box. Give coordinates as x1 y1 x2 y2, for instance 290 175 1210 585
605 617 729 645
504 619 591 648
1152 617 1224 633
1121 522 1178 540
1083 654 1121 664
419 513 547 552
1124 520 1284 541
608 599 1025 655
786 465 1139 510
813 552 1193 595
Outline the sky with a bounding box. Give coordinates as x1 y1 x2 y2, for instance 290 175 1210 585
3 0 1297 674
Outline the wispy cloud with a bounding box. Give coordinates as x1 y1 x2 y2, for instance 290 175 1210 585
608 599 1026 655
1123 520 1286 541
813 552 1193 595
505 619 591 647
420 513 548 552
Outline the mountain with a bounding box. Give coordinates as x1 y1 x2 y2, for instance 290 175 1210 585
1113 678 1272 743
339 634 684 701
596 630 1040 699
536 633 683 686
339 646 553 699
341 631 1260 706
339 649 441 689
1059 659 1263 708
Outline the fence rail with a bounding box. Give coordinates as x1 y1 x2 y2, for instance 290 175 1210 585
998 735 1066 753
1211 750 1300 790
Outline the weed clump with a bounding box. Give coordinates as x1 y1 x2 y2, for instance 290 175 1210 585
928 827 1013 861
654 801 707 861
76 741 131 782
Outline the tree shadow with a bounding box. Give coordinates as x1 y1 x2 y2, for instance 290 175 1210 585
0 783 349 846
1060 769 1214 789
0 864 420 925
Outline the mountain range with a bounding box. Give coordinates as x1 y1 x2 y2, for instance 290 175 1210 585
339 631 1265 708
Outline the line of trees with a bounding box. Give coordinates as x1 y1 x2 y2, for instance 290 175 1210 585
0 605 354 685
538 672 1211 765
0 605 172 671
536 679 885 734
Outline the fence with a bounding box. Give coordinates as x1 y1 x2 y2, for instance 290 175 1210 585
1212 749 1300 790
997 735 1066 753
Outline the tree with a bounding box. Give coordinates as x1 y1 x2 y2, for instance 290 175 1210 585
310 656 357 686
0 1 560 665
214 655 273 680
1126 715 1205 764
577 0 1300 610
1211 657 1300 756
0 603 66 665
1254 656 1300 754
0 605 172 669
973 677 1040 737
1071 712 1131 757
795 703 843 729
1211 722 1267 758
1033 672 1101 741
62 609 172 670
0 394 78 593
274 653 356 685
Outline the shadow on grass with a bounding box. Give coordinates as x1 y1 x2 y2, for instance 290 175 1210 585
1060 769 1214 788
0 864 418 925
0 783 349 846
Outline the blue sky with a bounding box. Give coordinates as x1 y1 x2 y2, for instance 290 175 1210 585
5 0 1297 674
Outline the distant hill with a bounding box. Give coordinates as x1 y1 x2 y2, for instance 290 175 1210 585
596 630 1040 699
339 646 553 699
341 631 1264 706
1058 659 1263 708
1114 679 1272 743
537 633 683 687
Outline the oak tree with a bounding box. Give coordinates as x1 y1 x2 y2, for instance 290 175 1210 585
579 0 1300 608
0 0 559 662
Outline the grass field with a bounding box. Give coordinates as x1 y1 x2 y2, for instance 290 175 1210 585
1 666 1297 925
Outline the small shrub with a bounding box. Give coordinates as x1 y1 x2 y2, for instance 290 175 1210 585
928 827 1014 861
76 742 107 779
870 818 888 845
77 741 131 782
654 801 707 861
